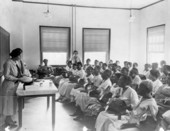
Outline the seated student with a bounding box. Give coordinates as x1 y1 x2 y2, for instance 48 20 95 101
70 66 94 101
121 67 129 76
159 65 170 84
105 80 158 131
129 68 141 91
74 62 86 79
58 62 86 102
127 62 132 71
95 75 139 131
72 70 111 119
160 60 166 73
101 63 108 73
84 58 91 71
155 73 170 105
99 61 104 73
152 62 159 70
94 60 99 68
148 69 163 95
65 60 72 72
133 62 138 69
37 59 54 78
142 63 151 79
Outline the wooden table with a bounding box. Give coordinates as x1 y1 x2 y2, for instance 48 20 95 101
16 79 58 131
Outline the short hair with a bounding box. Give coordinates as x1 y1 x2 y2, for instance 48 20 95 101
130 68 139 75
86 66 93 72
103 63 107 67
150 69 160 78
77 62 82 67
73 50 78 53
133 62 138 67
94 65 101 72
127 62 132 67
152 63 158 69
139 80 153 94
10 48 22 58
119 75 132 86
103 69 112 78
160 60 166 67
121 67 129 74
86 58 91 62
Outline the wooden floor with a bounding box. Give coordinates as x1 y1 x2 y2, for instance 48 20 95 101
8 93 95 131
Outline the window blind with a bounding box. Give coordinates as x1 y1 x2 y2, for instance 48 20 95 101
84 29 110 52
41 27 69 52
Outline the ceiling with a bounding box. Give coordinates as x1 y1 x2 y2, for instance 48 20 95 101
14 0 164 9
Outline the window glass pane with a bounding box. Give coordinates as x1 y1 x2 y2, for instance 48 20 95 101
84 52 106 64
43 52 67 65
147 25 165 63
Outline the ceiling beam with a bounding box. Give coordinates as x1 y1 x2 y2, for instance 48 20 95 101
139 0 165 10
12 0 165 10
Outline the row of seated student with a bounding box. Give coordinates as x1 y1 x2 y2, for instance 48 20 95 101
51 59 170 131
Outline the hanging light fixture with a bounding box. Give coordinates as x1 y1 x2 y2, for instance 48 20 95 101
129 9 135 23
44 0 51 17
129 0 135 23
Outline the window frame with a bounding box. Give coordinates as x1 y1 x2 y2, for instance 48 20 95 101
39 26 71 66
82 28 111 64
146 24 165 63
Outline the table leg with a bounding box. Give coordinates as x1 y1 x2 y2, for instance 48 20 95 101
18 97 23 127
47 96 50 110
52 95 55 131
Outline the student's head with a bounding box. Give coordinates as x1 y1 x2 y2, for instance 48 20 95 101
86 66 93 75
86 58 91 65
121 67 129 76
115 60 120 66
133 62 138 68
102 63 107 70
138 80 153 97
99 61 103 67
77 62 83 70
127 62 132 69
108 59 113 64
93 66 101 76
144 63 150 71
160 60 166 68
73 50 78 56
124 61 128 67
118 75 132 88
73 63 77 70
101 69 112 80
94 60 99 66
152 63 158 70
10 48 23 60
149 69 160 81
163 65 170 76
67 60 72 68
108 64 113 70
129 68 139 79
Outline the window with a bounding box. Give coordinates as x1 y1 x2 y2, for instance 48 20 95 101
83 28 110 64
147 25 165 64
40 26 70 65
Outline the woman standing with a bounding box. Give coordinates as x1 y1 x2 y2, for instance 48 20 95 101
0 48 24 127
